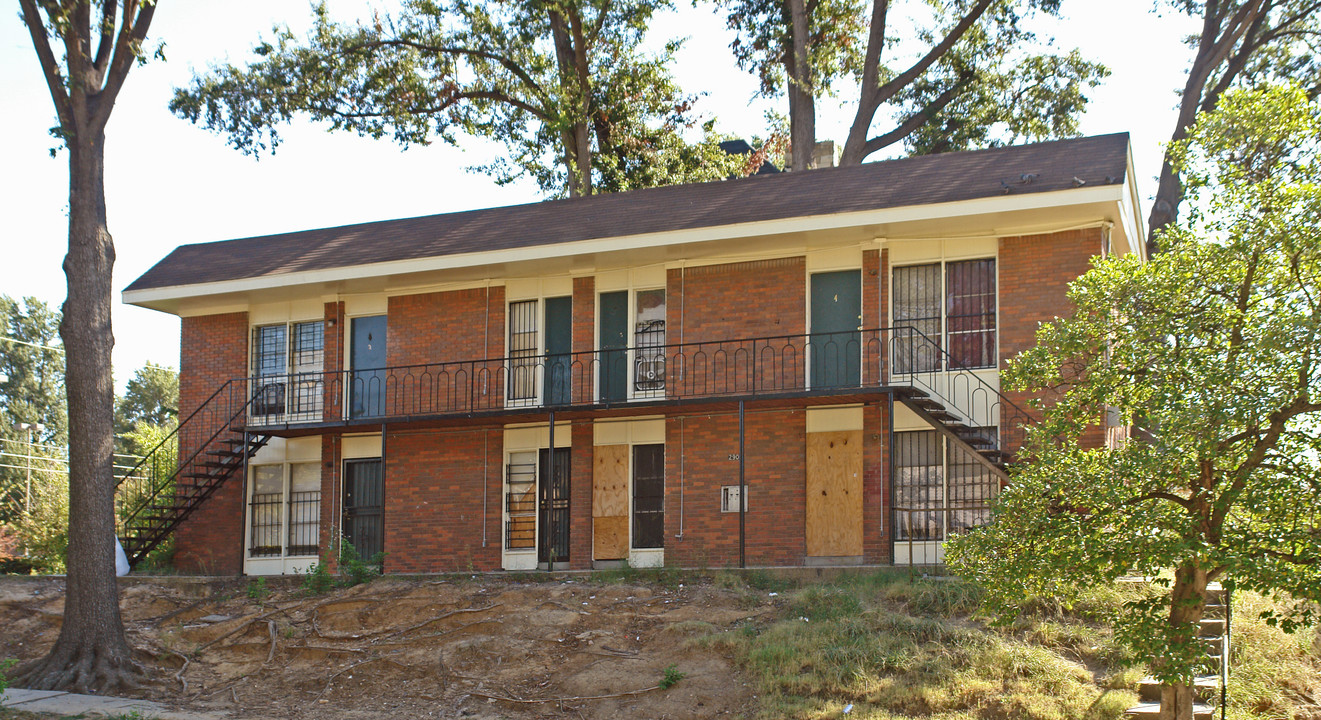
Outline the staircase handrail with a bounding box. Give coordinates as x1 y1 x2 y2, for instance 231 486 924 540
115 380 260 534
889 325 1034 454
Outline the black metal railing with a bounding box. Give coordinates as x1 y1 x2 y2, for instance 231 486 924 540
235 327 1032 458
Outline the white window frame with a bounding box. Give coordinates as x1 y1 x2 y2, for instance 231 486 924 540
594 287 668 402
889 255 1000 373
244 461 322 575
248 319 325 424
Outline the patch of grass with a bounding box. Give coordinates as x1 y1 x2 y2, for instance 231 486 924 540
300 559 335 596
719 571 1140 720
246 577 269 602
1223 591 1320 720
0 657 17 694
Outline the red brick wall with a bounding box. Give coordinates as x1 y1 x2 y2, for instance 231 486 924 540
175 311 249 575
572 277 595 403
569 423 593 569
668 258 806 343
382 428 504 573
663 409 807 567
999 227 1106 449
385 286 506 412
863 403 890 564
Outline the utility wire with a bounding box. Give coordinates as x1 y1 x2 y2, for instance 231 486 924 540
0 336 63 352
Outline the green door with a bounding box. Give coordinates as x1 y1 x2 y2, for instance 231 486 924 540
599 291 628 402
544 296 572 405
810 270 862 388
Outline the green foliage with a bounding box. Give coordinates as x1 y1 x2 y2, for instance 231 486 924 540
716 0 1107 159
0 657 17 693
0 296 66 528
659 663 686 689
301 558 336 596
948 84 1321 687
247 577 270 601
9 456 69 574
170 0 741 197
338 539 385 587
114 363 178 455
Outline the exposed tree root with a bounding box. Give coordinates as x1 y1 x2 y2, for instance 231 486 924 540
13 640 147 695
468 685 661 704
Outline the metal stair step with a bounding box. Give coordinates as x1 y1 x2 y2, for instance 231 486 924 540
1125 702 1214 720
1137 676 1219 703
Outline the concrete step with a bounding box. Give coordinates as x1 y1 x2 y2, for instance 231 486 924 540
1138 676 1220 703
1125 701 1214 720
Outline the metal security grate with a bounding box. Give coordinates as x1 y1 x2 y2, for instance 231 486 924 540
893 264 942 373
946 259 996 369
632 444 665 548
287 490 321 556
508 300 538 402
894 430 943 540
505 458 536 550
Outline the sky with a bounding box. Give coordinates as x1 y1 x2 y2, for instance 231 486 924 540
0 1 1201 389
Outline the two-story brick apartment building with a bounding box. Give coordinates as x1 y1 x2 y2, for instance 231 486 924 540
118 133 1144 576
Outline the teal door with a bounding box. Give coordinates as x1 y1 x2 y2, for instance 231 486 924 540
599 291 628 402
810 270 861 388
544 296 572 405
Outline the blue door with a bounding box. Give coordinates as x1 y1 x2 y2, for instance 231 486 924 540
351 315 387 418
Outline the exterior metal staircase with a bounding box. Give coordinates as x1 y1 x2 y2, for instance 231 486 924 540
115 381 270 568
1125 582 1231 720
888 328 1033 479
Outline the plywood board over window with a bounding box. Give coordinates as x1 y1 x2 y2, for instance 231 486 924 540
593 444 629 559
805 431 864 557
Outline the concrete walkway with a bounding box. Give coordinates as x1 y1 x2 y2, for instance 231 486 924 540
1 688 224 719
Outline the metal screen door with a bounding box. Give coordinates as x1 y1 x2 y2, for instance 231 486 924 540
343 459 384 563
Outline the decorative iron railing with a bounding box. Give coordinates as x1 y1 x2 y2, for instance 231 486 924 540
238 326 1032 458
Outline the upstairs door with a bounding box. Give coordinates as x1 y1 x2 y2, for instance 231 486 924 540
342 459 384 564
599 291 629 402
810 270 862 388
538 448 571 564
350 316 387 418
544 296 572 405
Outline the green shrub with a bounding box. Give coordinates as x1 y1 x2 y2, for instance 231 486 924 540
247 576 269 601
338 539 384 587
301 558 335 596
659 664 686 690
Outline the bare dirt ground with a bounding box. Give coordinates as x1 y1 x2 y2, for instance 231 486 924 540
0 573 771 719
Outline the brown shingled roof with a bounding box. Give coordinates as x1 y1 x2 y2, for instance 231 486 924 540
126 133 1129 292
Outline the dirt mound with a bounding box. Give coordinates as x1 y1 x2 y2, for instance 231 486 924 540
0 574 769 719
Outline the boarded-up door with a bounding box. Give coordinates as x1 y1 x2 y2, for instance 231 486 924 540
805 431 863 557
593 445 629 559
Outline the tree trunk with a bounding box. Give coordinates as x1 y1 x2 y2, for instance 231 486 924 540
15 128 143 694
549 9 593 196
787 0 815 171
1157 563 1209 720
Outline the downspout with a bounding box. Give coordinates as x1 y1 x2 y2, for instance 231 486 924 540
481 431 488 548
547 410 555 573
674 416 685 539
738 400 746 569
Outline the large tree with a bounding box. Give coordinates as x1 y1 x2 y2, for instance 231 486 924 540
717 0 1106 169
1147 0 1321 248
170 0 740 197
15 0 157 692
947 85 1321 720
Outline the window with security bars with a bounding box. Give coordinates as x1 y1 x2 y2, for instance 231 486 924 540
893 264 942 373
892 259 996 372
508 301 538 403
249 463 321 558
946 259 996 369
892 429 999 541
505 452 537 550
251 321 324 418
634 289 666 392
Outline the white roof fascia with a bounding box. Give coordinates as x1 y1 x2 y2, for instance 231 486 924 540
123 185 1127 309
